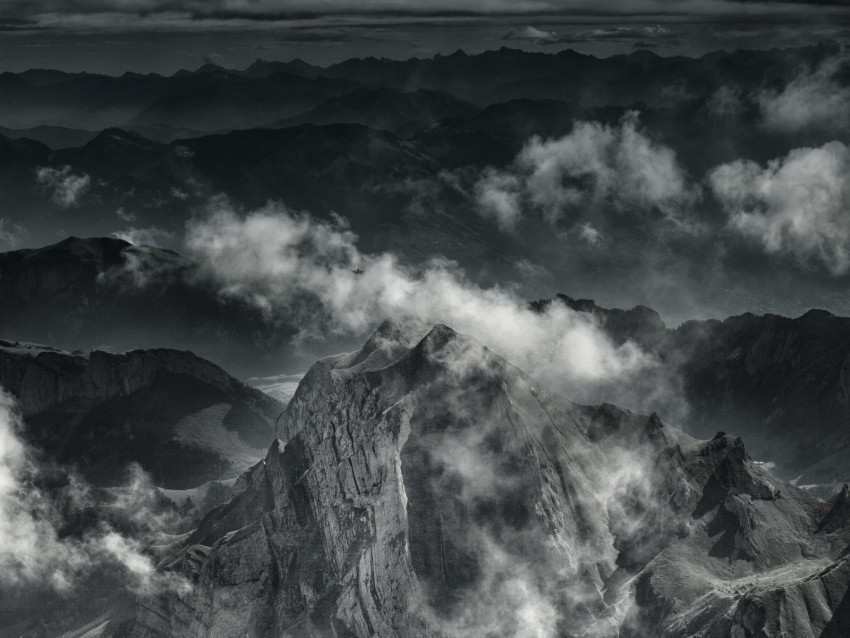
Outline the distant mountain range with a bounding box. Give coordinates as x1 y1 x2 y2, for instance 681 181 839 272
0 39 841 139
4 41 850 315
267 87 479 137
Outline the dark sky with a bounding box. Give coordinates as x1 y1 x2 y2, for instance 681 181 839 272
1 0 849 73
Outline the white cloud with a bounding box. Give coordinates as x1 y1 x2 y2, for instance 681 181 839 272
0 387 190 595
502 26 558 43
183 197 686 416
577 222 603 245
474 169 523 232
474 113 698 233
758 55 850 133
710 141 850 275
35 165 91 208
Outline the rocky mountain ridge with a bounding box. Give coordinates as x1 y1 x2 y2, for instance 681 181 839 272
545 294 850 490
127 322 850 637
0 339 284 487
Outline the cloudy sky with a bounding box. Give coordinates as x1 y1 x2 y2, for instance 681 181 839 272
1 0 849 73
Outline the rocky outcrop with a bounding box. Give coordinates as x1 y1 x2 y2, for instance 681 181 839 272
671 309 850 488
0 340 284 487
540 295 850 489
129 322 850 637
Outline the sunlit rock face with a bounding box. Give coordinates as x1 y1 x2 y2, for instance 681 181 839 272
132 322 850 637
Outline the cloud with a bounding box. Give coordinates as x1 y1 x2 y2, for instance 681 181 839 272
557 24 676 46
513 257 551 280
502 25 558 44
577 221 603 245
182 196 688 418
707 85 745 121
0 387 190 595
474 169 523 232
35 165 91 208
0 218 26 250
758 55 850 133
6 0 850 29
399 332 683 636
115 207 137 222
112 226 175 247
474 113 699 233
191 51 225 66
710 141 850 275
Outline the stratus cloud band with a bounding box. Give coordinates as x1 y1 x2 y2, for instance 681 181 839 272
4 0 850 28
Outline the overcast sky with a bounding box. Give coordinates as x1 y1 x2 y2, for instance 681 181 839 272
0 0 849 73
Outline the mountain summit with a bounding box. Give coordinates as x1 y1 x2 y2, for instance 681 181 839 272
131 323 850 637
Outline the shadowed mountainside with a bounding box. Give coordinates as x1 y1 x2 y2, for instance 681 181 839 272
127 322 850 637
0 339 284 488
544 294 850 490
0 236 314 377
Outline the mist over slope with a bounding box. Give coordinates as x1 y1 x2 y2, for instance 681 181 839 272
0 339 283 487
0 236 314 376
129 323 850 637
6 234 850 494
0 340 284 636
543 295 850 490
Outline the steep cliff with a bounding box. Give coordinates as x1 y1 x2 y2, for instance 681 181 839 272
129 322 850 637
0 340 284 487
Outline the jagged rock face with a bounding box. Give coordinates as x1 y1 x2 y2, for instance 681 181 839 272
131 323 850 637
0 340 284 487
543 295 850 489
671 310 850 488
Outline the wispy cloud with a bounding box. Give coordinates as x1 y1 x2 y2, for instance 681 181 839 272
0 218 26 250
758 54 850 133
4 0 850 32
0 388 190 595
35 165 90 208
177 196 688 418
502 25 558 44
112 226 175 247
